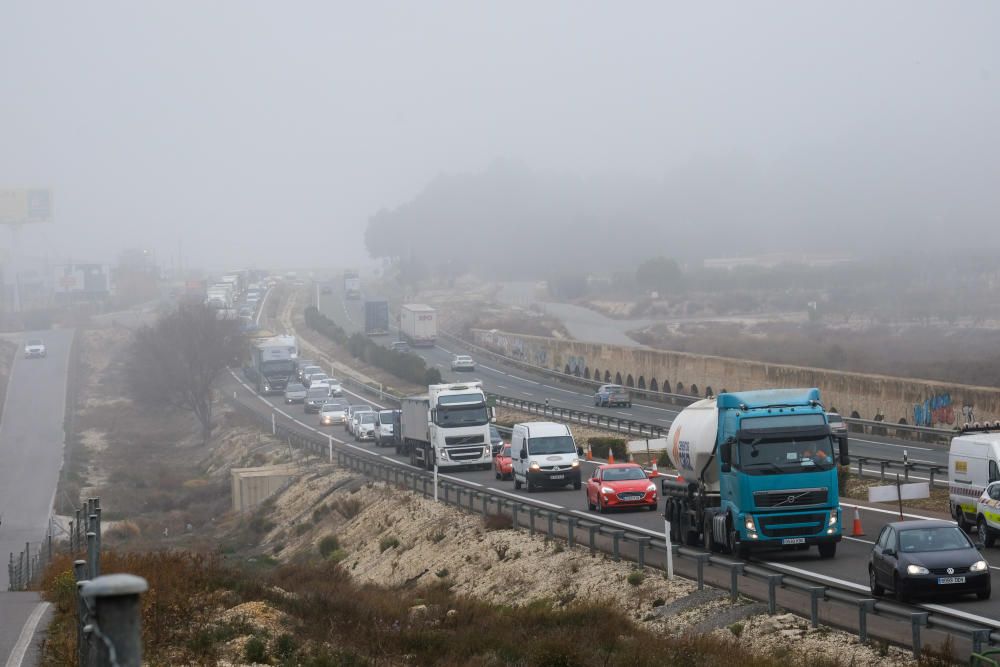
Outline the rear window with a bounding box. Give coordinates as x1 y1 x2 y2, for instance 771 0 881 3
307 388 328 399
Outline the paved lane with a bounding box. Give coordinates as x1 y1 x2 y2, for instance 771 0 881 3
0 328 74 665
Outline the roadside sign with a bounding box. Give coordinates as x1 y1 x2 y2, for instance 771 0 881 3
0 188 52 224
868 482 930 503
627 438 668 453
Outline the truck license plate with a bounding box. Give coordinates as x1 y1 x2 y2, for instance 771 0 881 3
549 474 564 480
781 538 806 545
937 576 965 585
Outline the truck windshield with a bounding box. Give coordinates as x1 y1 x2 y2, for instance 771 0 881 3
528 436 576 455
738 434 835 474
263 360 296 374
436 404 488 427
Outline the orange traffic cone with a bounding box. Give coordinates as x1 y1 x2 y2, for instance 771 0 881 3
608 449 615 464
852 506 865 536
649 462 659 477
586 446 593 461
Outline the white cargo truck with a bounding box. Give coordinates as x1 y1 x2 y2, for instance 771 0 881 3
396 382 494 470
400 304 437 347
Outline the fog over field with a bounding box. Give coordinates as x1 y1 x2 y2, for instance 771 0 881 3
2 2 999 270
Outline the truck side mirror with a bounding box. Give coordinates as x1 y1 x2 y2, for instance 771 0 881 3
577 446 584 457
489 406 497 422
838 436 849 466
430 408 437 424
720 438 732 473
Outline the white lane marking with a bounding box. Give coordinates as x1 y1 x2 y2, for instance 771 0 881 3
843 536 875 545
522 392 533 397
616 412 634 417
442 475 482 487
542 385 582 395
506 373 541 385
568 510 665 538
852 438 932 452
479 364 504 374
761 561 870 593
496 385 509 390
435 344 454 355
5 601 50 667
838 501 948 522
657 419 673 423
489 488 564 509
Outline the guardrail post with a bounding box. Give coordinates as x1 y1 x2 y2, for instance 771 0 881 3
511 504 520 530
588 525 599 554
546 512 555 538
857 599 875 644
74 559 89 667
928 468 936 487
455 487 463 507
694 553 709 590
879 461 887 482
635 536 651 568
24 542 31 584
82 573 149 667
482 493 489 516
528 507 537 535
567 517 576 547
808 586 825 628
910 612 928 659
766 574 783 614
856 458 864 478
972 628 992 656
87 531 98 581
730 563 744 601
443 482 450 504
610 530 624 561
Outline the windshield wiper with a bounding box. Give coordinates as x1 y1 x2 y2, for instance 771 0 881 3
744 461 785 475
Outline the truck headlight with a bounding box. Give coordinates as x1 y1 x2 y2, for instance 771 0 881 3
907 565 929 575
744 517 756 531
828 513 838 526
529 462 540 471
971 560 988 572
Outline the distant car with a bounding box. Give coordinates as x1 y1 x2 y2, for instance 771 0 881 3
319 401 348 426
869 520 990 602
326 378 343 397
390 341 410 353
300 366 323 384
594 384 631 408
304 372 329 388
827 412 848 438
976 481 1000 548
283 383 308 404
493 443 513 480
450 355 476 372
345 405 374 434
489 424 504 456
304 387 331 413
24 339 46 359
296 360 319 382
355 412 377 441
585 463 657 513
375 410 397 447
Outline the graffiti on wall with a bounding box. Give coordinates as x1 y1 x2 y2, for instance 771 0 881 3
913 393 956 426
566 355 586 375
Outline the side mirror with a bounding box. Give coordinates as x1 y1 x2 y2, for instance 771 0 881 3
720 438 733 473
519 449 527 460
577 446 584 457
430 408 437 424
838 436 849 466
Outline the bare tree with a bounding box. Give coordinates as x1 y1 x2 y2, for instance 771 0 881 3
127 303 243 443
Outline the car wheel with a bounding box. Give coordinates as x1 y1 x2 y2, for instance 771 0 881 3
956 505 972 533
586 494 594 511
978 516 996 548
869 567 885 596
596 497 604 513
495 470 501 480
977 587 991 601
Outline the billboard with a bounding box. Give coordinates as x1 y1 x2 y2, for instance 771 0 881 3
0 188 52 225
53 264 111 295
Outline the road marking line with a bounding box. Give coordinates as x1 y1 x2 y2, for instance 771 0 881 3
568 510 665 537
489 488 564 509
760 561 870 592
5 601 50 667
542 385 582 395
616 412 634 417
442 475 482 487
838 501 949 522
496 385 509 390
850 437 933 451
522 392 533 397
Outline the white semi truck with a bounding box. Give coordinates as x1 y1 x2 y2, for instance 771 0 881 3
396 382 494 470
400 304 437 347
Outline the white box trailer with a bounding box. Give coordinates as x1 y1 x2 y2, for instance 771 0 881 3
397 382 493 470
400 304 437 347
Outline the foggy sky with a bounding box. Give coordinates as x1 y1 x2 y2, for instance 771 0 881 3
2 2 999 271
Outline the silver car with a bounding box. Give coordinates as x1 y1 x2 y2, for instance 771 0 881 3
451 354 476 372
355 412 378 441
24 338 46 358
345 405 374 434
283 382 308 404
319 401 349 426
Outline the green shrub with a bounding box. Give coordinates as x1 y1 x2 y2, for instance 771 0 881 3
379 536 400 552
626 571 644 586
587 437 627 461
244 636 268 664
318 535 340 558
274 633 297 659
294 523 311 537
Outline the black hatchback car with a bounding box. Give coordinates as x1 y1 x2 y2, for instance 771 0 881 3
869 520 991 602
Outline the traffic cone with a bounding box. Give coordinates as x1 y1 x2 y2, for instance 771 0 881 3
586 446 593 461
650 462 659 477
608 449 615 464
852 506 865 537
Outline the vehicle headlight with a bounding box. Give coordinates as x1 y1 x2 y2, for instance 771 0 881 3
600 486 615 495
646 484 657 493
744 517 756 531
907 565 929 576
529 462 540 471
570 459 580 468
828 513 838 526
970 560 988 572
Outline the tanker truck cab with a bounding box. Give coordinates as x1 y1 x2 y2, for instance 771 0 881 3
661 388 848 560
511 422 583 492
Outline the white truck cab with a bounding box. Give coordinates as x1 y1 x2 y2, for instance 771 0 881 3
948 424 1000 533
510 422 582 492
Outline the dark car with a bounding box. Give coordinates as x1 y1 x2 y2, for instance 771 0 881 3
869 520 991 602
594 384 631 408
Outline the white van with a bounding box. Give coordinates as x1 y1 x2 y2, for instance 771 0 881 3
510 422 582 492
948 425 1000 532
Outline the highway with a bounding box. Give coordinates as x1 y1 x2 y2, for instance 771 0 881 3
0 329 74 665
314 286 950 478
260 287 1000 635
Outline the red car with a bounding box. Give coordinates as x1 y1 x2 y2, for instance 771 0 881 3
494 443 513 480
586 463 657 513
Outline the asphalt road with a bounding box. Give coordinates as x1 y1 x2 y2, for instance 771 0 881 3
280 288 1000 631
315 286 950 478
0 329 74 666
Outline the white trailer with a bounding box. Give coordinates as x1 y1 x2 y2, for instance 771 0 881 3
400 304 437 347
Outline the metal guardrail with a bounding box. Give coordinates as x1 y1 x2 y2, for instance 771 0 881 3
439 331 960 444
230 391 998 660
489 394 666 438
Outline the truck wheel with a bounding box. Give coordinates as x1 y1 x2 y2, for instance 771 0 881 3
703 516 716 552
978 516 996 548
818 542 837 558
956 505 971 533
